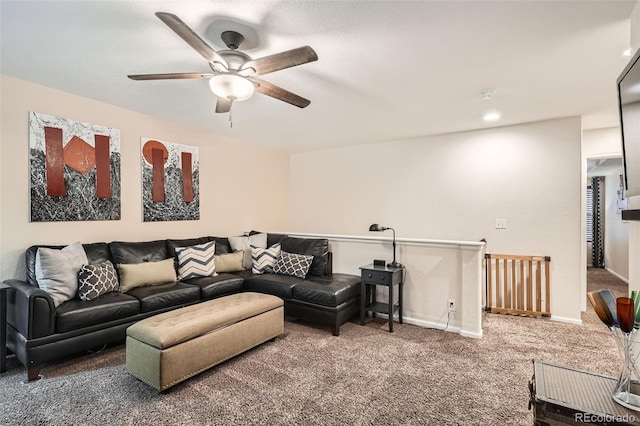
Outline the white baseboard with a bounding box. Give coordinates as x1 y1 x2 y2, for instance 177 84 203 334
371 313 481 337
550 315 583 326
605 267 629 284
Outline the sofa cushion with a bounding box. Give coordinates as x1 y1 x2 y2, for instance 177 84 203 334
77 261 120 301
35 242 88 307
181 273 245 300
125 282 200 313
55 291 140 333
118 258 177 293
209 236 232 254
292 273 361 307
175 241 217 280
280 236 329 277
251 243 281 274
273 251 313 279
244 274 299 300
214 252 244 273
110 240 168 264
249 231 286 248
229 233 267 269
166 237 211 260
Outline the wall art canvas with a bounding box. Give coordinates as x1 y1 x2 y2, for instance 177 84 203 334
141 137 199 222
29 112 121 222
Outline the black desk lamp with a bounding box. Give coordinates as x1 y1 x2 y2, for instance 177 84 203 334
369 224 402 268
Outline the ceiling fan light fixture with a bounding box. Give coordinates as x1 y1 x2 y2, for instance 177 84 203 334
208 74 254 101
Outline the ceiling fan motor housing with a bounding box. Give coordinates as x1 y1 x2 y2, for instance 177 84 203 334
210 50 252 72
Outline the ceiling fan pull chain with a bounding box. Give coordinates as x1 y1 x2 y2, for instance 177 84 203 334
229 106 233 128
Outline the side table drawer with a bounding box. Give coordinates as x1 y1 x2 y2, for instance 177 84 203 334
361 271 390 285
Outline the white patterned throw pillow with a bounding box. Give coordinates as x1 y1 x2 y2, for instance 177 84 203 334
273 250 314 279
251 243 281 274
175 241 217 280
77 261 119 301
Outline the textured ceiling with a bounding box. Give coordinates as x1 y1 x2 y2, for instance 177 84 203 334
0 1 637 153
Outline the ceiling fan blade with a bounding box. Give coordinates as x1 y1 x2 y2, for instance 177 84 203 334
155 12 228 69
242 46 318 76
128 72 214 80
215 97 233 113
249 78 311 108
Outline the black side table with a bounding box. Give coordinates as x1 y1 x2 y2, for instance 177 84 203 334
0 282 9 373
359 264 405 332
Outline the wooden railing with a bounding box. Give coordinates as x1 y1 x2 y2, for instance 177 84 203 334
485 253 550 317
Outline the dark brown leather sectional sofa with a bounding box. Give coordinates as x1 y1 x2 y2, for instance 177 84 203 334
3 232 361 382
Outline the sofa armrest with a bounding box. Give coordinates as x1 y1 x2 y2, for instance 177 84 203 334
4 279 55 339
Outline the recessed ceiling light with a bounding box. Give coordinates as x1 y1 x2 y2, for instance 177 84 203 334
483 111 501 122
623 48 632 57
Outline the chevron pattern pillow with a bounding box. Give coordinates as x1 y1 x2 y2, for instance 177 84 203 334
273 250 314 279
175 241 217 280
251 243 281 274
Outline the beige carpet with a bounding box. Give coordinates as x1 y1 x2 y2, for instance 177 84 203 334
0 268 625 425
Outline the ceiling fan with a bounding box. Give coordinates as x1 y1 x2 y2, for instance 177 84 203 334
128 12 318 113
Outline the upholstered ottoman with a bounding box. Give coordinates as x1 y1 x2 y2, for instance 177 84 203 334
126 292 284 391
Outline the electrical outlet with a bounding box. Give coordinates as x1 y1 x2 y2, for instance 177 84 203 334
448 299 456 312
495 219 507 229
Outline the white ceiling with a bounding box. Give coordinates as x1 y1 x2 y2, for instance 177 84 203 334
0 1 637 153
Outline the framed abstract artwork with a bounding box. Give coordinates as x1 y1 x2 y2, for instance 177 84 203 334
141 137 200 222
29 112 121 222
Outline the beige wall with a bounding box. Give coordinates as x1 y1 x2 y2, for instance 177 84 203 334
632 0 640 52
582 127 628 307
289 117 583 322
0 75 290 281
604 165 630 281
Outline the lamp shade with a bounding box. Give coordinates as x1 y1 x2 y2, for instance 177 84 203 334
368 223 402 268
209 74 255 101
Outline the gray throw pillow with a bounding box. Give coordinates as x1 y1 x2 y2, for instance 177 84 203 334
229 233 267 269
77 261 119 301
35 242 88 307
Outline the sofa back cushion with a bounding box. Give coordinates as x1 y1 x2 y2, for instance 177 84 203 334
109 240 168 265
209 237 232 254
166 237 211 260
249 231 331 277
249 231 286 248
280 236 329 277
26 242 111 287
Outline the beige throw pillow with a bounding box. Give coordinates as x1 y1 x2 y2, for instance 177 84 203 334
118 258 176 293
213 251 244 273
